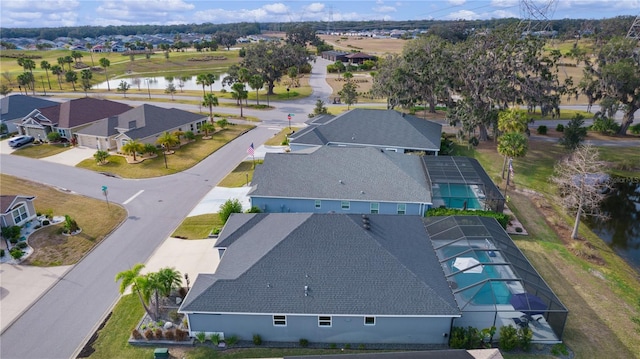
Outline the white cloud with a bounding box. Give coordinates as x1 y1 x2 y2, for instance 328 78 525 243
448 0 466 5
376 0 384 4
374 5 397 13
491 0 518 7
304 2 325 13
98 0 194 12
491 10 517 18
262 3 289 14
444 10 482 20
2 0 80 11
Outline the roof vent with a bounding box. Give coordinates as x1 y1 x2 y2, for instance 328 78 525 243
339 179 343 184
360 190 365 194
363 224 371 230
304 286 309 296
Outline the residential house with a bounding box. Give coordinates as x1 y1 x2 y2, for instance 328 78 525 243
249 146 433 215
74 104 208 151
321 50 349 62
0 195 37 227
16 97 132 142
345 52 375 64
179 214 568 346
1 95 58 134
179 213 461 345
249 147 504 214
289 109 442 155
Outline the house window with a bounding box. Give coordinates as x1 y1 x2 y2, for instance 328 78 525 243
370 203 379 214
341 201 350 210
12 205 28 224
318 316 332 327
273 315 287 326
397 203 406 215
364 317 375 326
315 200 321 209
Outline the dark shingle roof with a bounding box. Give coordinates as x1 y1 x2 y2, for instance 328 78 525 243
37 97 131 128
180 213 459 317
0 95 58 121
118 104 206 139
290 109 441 151
249 146 431 203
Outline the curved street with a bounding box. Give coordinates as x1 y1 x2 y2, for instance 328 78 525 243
0 56 638 359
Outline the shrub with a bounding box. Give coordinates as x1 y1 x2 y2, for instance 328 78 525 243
143 143 157 155
226 335 239 346
216 118 229 129
245 206 262 213
344 343 351 349
591 115 620 135
47 131 61 142
174 328 188 341
253 334 262 345
164 329 175 341
329 343 337 349
10 248 24 260
499 325 519 351
1 225 21 241
63 214 79 233
178 287 188 299
16 241 27 249
210 333 220 345
131 329 143 340
449 326 466 349
182 318 189 329
556 124 564 132
468 136 479 147
630 123 640 135
0 249 4 257
219 198 242 224
536 125 547 135
358 344 366 350
518 326 533 352
299 338 309 347
169 310 180 323
10 238 18 244
154 328 163 339
144 328 154 340
184 131 196 140
196 331 206 343
551 343 569 356
140 324 147 330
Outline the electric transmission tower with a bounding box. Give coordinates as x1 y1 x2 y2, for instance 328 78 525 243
519 0 558 34
627 15 640 41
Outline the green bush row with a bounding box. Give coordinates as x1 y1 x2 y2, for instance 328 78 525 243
426 208 510 229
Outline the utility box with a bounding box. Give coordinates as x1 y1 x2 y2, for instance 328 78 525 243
153 348 169 359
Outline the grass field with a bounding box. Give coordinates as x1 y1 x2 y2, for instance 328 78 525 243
76 125 253 178
11 142 71 158
0 174 127 266
171 214 222 240
216 160 263 187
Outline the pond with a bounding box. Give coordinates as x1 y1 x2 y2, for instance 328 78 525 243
585 178 640 272
94 74 231 92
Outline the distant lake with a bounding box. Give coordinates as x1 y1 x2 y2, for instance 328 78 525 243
95 74 230 92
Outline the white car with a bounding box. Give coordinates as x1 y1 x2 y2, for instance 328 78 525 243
8 135 35 148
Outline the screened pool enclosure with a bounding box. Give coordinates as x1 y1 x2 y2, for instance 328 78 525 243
423 157 505 213
424 216 568 343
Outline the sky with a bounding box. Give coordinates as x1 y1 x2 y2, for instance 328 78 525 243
0 0 637 28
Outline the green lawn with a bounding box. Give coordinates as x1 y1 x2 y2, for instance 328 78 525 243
264 127 299 146
217 160 263 187
11 142 71 158
171 214 222 240
76 125 254 178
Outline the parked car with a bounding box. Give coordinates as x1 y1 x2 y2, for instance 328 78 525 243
8 135 35 148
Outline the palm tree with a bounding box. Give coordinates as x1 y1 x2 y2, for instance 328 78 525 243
20 58 36 94
201 121 215 137
65 71 78 91
237 68 250 105
40 60 52 89
51 65 64 90
86 42 96 67
205 73 217 94
156 267 182 297
64 55 74 71
117 80 130 98
231 82 248 118
195 74 207 96
497 132 528 186
202 93 219 121
57 57 66 70
248 74 265 106
99 58 111 91
115 264 156 320
156 131 179 151
71 50 83 65
80 69 92 96
121 139 144 161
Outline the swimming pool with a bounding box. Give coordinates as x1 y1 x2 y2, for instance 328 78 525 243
432 184 483 210
445 248 512 305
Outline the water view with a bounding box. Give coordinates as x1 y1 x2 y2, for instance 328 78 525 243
586 179 640 272
95 74 230 92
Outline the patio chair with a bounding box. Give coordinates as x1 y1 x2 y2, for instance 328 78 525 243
513 316 529 328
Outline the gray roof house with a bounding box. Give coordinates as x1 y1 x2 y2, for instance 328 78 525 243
0 95 58 134
74 104 208 151
0 195 37 227
289 109 442 155
179 213 460 346
249 146 433 215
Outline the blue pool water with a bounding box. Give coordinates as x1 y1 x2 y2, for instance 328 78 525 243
445 248 512 305
433 184 483 210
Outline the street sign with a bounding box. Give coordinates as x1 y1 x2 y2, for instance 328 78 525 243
287 115 291 120
101 185 108 196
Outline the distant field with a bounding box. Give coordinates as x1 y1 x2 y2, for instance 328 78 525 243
318 34 407 55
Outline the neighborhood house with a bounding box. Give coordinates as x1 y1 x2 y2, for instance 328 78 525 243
179 214 567 346
0 195 37 228
1 95 58 134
